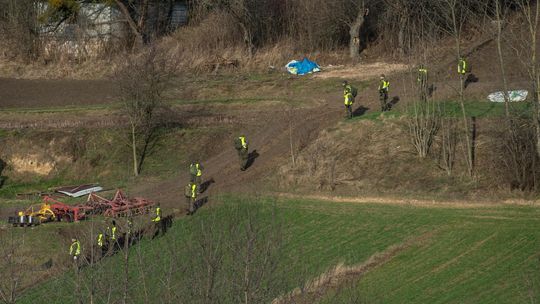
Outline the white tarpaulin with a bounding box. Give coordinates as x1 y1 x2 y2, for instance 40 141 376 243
56 184 103 197
487 90 528 102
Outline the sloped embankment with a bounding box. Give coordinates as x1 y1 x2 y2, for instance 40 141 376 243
278 116 506 200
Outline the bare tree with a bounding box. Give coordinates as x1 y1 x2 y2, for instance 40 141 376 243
408 98 440 158
0 229 22 304
181 212 225 303
113 0 149 49
436 0 475 176
194 0 259 55
381 0 432 55
498 118 540 191
116 46 176 176
509 0 540 158
284 0 347 51
121 226 131 304
407 63 440 158
0 0 40 60
489 0 540 190
348 1 370 59
227 199 284 304
438 117 458 175
493 0 511 116
285 106 296 167
404 8 441 159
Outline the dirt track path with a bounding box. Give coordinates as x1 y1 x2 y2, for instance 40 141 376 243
135 68 511 209
273 193 540 209
134 90 348 208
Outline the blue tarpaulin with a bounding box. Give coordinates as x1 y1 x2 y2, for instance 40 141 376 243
286 57 321 75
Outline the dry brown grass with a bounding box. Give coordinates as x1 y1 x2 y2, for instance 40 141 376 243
158 11 352 74
0 8 352 79
162 32 348 74
277 114 540 203
0 56 118 80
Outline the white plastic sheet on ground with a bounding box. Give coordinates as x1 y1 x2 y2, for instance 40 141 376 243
487 90 528 102
286 60 299 75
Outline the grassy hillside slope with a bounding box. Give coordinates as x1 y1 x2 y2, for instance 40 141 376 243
17 197 540 303
321 204 540 303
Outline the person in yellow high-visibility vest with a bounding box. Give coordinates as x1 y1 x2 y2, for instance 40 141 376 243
70 238 81 262
97 233 104 248
417 65 428 101
151 204 163 238
107 221 117 242
234 136 249 171
189 162 204 191
378 74 390 111
458 57 467 75
106 221 118 253
342 80 355 119
152 206 162 223
185 182 198 214
97 232 107 257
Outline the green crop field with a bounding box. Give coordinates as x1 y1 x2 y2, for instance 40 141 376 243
16 197 540 303
321 203 540 303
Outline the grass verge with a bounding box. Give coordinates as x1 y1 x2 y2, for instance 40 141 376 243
350 100 533 122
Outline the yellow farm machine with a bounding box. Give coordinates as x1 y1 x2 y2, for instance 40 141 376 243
8 190 156 227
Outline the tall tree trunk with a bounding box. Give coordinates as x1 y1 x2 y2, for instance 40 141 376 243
131 123 139 176
137 0 150 41
115 0 144 49
495 0 510 117
239 22 254 57
450 3 474 176
535 75 540 159
349 6 367 59
397 7 408 54
531 3 540 160
122 233 130 304
397 23 405 54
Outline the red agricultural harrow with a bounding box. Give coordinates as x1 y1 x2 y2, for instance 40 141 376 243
86 190 156 218
8 189 156 226
44 195 93 222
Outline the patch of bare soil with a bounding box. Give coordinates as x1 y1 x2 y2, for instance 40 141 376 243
0 103 262 129
314 62 410 80
131 97 345 208
272 231 435 304
0 77 118 108
130 74 357 208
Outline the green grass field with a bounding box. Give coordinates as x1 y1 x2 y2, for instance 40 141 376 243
14 196 540 303
351 100 532 122
321 203 540 303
